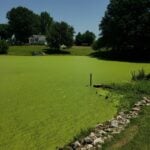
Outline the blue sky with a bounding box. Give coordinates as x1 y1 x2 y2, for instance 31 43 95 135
0 0 109 36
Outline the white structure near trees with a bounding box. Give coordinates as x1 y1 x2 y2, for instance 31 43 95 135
28 35 47 45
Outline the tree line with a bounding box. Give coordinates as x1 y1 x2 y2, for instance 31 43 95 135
1 0 150 60
94 0 150 60
0 6 96 53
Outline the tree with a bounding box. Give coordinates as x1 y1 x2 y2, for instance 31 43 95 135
40 12 53 35
99 0 150 55
82 31 96 46
47 21 74 50
32 14 41 35
75 32 83 46
0 24 11 40
75 31 95 46
7 7 41 43
0 40 9 54
92 37 105 50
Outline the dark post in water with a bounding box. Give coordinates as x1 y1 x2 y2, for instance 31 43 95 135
90 73 93 87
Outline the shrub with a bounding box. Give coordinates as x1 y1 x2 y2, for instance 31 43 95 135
0 40 9 54
131 69 150 81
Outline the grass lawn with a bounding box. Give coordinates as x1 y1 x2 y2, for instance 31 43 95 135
0 53 150 149
8 45 46 56
8 45 94 56
65 46 95 56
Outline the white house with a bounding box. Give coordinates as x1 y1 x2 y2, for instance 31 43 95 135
29 35 47 45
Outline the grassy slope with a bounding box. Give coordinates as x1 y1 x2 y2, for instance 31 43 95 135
8 45 46 56
65 46 95 56
8 45 94 56
102 81 150 150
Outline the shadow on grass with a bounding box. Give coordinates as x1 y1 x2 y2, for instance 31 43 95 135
44 48 70 55
89 50 150 63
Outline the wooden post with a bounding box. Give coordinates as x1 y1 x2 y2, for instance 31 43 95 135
90 73 93 87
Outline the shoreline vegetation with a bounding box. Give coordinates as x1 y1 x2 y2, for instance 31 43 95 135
61 81 150 150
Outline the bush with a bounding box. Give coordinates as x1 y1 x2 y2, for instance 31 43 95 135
0 40 9 54
131 69 150 81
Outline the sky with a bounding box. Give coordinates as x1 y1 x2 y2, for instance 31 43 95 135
0 0 110 37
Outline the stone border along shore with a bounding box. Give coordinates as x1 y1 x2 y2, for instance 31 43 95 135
59 97 150 150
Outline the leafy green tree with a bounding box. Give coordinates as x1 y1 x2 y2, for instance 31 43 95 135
75 31 95 46
75 32 83 46
82 31 96 46
7 7 40 43
100 0 150 55
0 40 9 54
32 14 41 35
40 12 53 35
47 21 74 50
0 24 11 40
92 37 105 50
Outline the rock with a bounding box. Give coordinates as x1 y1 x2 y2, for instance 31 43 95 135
141 100 147 104
132 107 140 112
126 119 130 124
111 130 121 135
89 132 97 140
98 130 107 136
81 148 87 150
129 111 138 116
130 111 138 118
86 144 93 150
126 114 132 119
103 136 108 141
95 124 103 128
146 99 150 103
105 128 113 132
111 120 119 128
72 141 81 149
118 112 125 116
146 103 150 106
84 137 93 144
96 144 102 149
93 138 104 145
118 120 125 126
116 115 123 120
134 101 143 107
143 97 150 103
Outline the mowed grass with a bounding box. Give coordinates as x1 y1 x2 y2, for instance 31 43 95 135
0 56 150 150
8 45 46 56
8 45 94 56
65 46 95 56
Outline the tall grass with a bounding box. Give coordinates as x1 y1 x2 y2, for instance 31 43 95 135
131 69 150 81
